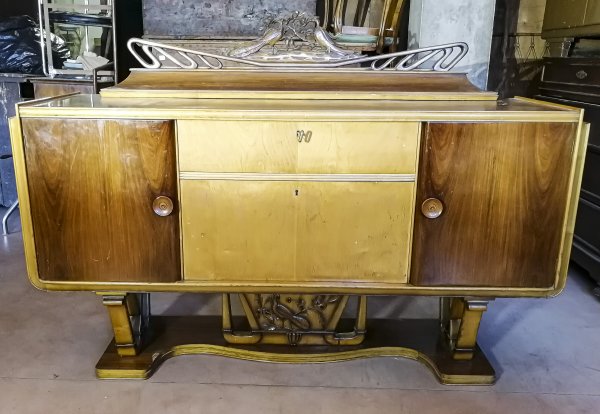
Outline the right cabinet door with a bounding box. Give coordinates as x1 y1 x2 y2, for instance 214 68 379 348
411 122 577 288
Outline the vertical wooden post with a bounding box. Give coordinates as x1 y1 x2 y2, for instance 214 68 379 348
100 294 139 357
441 297 488 360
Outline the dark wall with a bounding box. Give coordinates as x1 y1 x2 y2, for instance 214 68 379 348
0 0 38 19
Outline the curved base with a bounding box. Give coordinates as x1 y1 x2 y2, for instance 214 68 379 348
96 316 495 385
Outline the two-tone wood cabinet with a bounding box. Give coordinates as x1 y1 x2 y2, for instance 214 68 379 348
9 70 588 384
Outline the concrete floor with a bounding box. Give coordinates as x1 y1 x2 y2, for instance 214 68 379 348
1 208 600 413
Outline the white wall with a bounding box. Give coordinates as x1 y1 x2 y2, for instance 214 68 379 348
408 0 496 89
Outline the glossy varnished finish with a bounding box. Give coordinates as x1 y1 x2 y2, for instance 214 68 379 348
411 122 578 288
102 69 497 101
21 118 181 283
17 95 580 123
9 91 587 296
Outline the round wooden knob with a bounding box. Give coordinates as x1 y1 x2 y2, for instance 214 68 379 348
421 198 443 219
153 196 174 217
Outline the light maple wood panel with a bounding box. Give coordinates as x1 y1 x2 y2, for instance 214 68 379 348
181 180 297 281
182 180 414 283
177 120 298 173
296 181 413 283
411 122 577 288
298 122 419 174
177 120 419 174
22 118 181 283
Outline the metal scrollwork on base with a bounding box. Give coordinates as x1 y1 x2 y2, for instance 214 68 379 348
128 12 468 71
222 293 367 346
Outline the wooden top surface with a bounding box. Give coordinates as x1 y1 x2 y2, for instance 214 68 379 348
18 94 580 122
100 69 499 101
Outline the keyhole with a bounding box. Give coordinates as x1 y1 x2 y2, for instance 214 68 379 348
294 189 299 196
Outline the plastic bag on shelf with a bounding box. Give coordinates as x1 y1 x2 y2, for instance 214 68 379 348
0 16 70 74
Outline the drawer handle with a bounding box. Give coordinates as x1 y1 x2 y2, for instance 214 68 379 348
421 198 444 219
153 196 174 217
576 70 588 80
296 130 312 143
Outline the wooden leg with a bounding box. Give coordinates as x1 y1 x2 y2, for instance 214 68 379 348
100 293 149 357
440 297 489 361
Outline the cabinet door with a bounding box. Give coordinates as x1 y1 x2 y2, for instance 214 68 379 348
411 122 577 288
181 180 297 281
182 180 413 283
22 118 180 283
296 181 413 283
177 120 419 174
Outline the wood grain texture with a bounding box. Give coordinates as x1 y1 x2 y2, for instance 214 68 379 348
296 181 413 283
22 118 180 283
411 122 577 288
20 95 579 124
182 180 413 283
177 120 419 174
101 70 498 101
111 70 486 93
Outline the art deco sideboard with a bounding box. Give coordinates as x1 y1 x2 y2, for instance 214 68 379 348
9 69 588 384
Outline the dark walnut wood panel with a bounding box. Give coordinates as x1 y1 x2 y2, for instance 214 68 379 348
411 122 577 288
22 118 181 283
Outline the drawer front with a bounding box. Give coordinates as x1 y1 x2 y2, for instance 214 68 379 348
178 120 419 174
181 180 414 283
542 61 600 87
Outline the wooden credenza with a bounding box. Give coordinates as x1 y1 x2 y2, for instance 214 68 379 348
9 70 588 384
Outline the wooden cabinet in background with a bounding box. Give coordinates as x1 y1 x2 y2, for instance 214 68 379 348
543 0 600 40
543 0 588 31
538 57 600 286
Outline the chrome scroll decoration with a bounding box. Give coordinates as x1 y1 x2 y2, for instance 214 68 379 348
127 12 468 71
128 38 468 71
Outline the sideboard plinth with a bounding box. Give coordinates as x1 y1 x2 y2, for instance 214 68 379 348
95 316 496 385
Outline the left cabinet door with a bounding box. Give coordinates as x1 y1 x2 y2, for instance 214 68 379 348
21 118 181 283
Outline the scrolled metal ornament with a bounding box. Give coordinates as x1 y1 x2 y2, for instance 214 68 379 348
127 11 468 71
